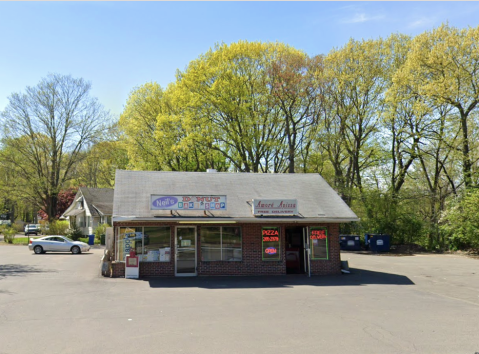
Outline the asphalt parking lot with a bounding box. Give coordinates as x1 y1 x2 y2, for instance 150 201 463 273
0 246 478 354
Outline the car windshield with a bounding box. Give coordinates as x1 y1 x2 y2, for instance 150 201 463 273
63 237 73 242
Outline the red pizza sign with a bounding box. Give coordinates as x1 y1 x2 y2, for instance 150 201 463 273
262 227 281 261
263 228 279 242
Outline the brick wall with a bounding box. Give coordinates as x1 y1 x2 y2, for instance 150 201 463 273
310 223 341 275
111 261 125 277
110 221 340 277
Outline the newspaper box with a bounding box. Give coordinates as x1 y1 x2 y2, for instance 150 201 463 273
125 249 139 279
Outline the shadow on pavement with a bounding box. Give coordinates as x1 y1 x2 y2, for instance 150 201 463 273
30 252 94 256
0 264 57 279
144 268 414 289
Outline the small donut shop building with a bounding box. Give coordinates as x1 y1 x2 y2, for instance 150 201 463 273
110 170 358 277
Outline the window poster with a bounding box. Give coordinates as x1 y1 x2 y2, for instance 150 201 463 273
310 227 328 260
262 227 281 261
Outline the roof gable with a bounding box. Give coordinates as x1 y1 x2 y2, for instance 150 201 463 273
63 188 114 217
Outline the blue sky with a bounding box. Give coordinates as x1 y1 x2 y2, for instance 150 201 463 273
1 1 479 117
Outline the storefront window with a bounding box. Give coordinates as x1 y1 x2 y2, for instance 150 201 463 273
117 226 171 262
117 227 142 261
310 227 328 260
262 227 280 261
144 227 171 262
201 226 242 261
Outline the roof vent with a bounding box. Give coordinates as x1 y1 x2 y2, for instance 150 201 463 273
206 169 217 173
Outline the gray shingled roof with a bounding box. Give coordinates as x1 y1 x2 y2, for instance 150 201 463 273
79 188 114 216
113 170 358 223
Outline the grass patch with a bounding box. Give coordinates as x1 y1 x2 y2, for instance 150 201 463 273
12 237 39 245
79 237 100 245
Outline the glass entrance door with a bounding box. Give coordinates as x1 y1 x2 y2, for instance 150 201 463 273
175 226 197 276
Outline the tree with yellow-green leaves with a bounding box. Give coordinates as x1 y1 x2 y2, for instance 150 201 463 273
175 41 324 173
120 82 227 172
319 37 389 204
393 24 479 188
268 51 324 173
119 82 165 171
175 41 283 172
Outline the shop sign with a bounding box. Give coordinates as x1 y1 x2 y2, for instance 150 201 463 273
262 227 281 261
252 199 298 216
310 229 327 240
151 195 227 210
265 247 277 254
310 227 328 260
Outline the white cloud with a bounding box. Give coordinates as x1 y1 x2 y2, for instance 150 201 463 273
341 12 385 24
407 17 437 29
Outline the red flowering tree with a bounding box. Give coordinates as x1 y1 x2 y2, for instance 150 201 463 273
38 187 78 220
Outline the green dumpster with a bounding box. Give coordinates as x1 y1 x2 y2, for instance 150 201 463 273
100 234 105 246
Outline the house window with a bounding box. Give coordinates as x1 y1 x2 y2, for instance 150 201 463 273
262 227 281 261
201 227 242 261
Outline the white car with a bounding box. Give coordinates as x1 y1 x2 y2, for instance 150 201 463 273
28 235 90 254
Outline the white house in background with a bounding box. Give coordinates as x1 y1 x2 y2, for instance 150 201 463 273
62 187 114 236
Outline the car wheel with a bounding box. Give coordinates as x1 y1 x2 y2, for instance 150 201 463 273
34 246 43 254
71 246 81 254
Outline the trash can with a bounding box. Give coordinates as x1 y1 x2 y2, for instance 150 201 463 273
88 234 95 246
100 234 105 246
339 235 361 251
367 234 391 252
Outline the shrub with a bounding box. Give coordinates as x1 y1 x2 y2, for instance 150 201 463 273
94 223 109 240
440 189 479 250
2 227 17 244
42 220 70 236
13 221 25 233
66 221 83 241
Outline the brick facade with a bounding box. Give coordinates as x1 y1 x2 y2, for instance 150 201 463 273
110 221 341 278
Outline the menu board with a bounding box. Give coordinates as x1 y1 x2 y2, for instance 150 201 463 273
310 227 328 260
262 227 281 261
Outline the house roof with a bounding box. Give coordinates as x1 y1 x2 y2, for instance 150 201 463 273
63 188 114 218
113 170 359 223
80 188 114 216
